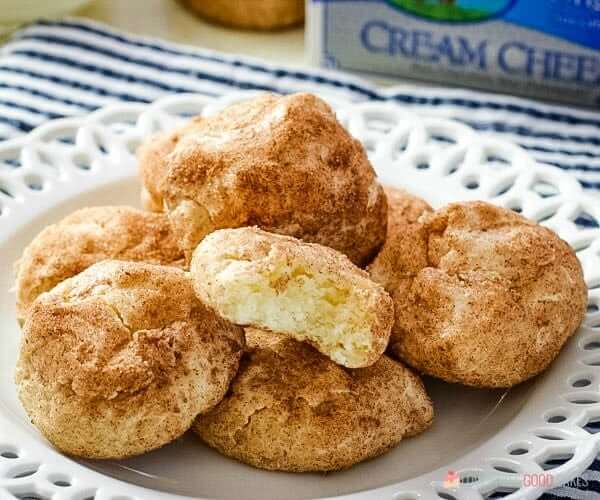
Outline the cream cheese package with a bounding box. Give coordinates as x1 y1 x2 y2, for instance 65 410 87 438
307 0 600 107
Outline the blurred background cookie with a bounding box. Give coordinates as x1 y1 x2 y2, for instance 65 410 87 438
181 0 304 31
16 260 245 459
159 92 387 265
195 329 432 472
14 206 184 323
191 227 393 368
370 201 587 388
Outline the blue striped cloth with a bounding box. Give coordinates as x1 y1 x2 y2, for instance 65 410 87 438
0 18 598 500
2 19 600 191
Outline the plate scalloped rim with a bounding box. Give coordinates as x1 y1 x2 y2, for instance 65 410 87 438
0 92 599 500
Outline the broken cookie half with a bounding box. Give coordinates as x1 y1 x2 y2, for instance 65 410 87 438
190 227 394 368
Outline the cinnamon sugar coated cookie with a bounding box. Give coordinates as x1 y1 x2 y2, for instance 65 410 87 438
160 92 387 265
137 119 203 212
367 186 432 289
369 201 587 388
15 206 184 323
194 329 433 472
138 129 180 212
16 261 245 459
190 227 393 368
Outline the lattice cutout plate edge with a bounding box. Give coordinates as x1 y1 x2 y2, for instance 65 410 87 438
0 92 599 500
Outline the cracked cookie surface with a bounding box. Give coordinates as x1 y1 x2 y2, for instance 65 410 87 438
159 92 387 265
194 329 433 472
15 206 185 323
369 201 587 388
15 260 244 459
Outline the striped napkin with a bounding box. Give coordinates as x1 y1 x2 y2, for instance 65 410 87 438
2 18 600 192
0 18 598 500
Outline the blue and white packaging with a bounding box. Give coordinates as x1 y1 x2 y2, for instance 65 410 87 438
307 0 600 107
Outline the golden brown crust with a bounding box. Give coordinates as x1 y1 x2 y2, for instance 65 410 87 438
369 201 588 388
162 93 387 265
190 227 394 368
15 206 185 322
16 261 245 459
194 329 433 472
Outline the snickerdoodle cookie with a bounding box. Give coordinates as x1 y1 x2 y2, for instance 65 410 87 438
194 329 433 472
15 206 184 323
367 186 432 284
190 227 393 368
138 129 180 212
157 92 387 265
16 261 244 459
369 201 587 388
137 119 202 212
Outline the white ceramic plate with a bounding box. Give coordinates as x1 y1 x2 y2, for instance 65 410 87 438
0 93 599 500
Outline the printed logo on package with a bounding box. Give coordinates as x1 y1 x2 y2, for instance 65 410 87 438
385 0 516 22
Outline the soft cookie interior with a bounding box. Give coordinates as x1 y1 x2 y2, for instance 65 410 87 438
191 227 392 368
206 256 376 367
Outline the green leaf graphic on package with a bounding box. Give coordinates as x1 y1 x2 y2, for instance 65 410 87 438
387 0 514 22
